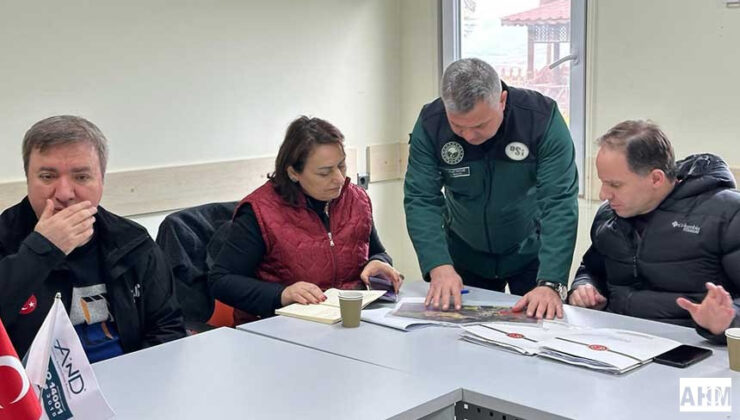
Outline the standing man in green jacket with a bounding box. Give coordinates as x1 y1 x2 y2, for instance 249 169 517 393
404 58 578 318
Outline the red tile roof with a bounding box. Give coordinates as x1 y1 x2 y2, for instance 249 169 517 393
501 0 570 26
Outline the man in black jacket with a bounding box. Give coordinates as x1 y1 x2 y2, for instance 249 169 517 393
570 120 740 343
0 115 185 360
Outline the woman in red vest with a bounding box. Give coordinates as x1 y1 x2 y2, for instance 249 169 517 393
209 116 402 324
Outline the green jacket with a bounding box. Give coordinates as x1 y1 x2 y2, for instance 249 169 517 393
404 83 578 285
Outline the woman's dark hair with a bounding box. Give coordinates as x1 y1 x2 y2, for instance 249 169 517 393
269 116 345 205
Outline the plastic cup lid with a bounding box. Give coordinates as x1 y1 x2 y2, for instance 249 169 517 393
339 291 363 300
724 327 740 339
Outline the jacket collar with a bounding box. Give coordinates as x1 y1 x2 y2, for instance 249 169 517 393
0 196 149 275
0 197 38 251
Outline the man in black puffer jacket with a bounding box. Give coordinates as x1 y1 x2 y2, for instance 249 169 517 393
570 120 740 343
0 115 185 361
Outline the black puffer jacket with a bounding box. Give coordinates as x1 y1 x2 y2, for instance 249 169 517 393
573 154 740 342
0 197 186 357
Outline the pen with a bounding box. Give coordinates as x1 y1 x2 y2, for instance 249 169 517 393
461 288 470 294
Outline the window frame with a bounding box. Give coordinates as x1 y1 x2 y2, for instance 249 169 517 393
440 0 587 192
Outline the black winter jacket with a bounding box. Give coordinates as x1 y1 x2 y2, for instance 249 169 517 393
573 154 740 343
0 197 186 357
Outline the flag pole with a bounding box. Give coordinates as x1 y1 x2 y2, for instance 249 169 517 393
35 292 62 400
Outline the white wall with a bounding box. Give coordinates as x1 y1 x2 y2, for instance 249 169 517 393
0 0 411 262
0 1 403 180
385 0 441 281
588 0 740 163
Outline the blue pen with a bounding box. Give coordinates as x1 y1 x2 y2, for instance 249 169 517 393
460 288 470 294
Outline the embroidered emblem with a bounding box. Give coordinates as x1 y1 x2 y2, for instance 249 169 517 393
19 295 37 315
505 142 529 161
441 141 464 165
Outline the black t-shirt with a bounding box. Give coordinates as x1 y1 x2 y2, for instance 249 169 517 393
63 234 124 362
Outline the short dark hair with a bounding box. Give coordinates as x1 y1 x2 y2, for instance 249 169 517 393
270 116 345 206
22 115 109 177
597 120 677 180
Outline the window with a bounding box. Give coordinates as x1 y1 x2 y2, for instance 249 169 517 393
441 0 587 191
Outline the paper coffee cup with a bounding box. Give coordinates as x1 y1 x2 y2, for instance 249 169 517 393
339 291 363 328
726 328 740 372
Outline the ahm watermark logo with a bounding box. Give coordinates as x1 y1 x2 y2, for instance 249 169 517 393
680 378 732 412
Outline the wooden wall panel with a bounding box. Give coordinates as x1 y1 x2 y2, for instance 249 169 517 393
0 148 357 216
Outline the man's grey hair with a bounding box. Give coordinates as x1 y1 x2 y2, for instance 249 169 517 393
441 58 502 114
22 115 109 177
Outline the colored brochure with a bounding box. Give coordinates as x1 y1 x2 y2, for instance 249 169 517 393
389 297 537 326
275 288 386 324
537 329 681 374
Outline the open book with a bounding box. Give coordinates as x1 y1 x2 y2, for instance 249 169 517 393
275 288 386 324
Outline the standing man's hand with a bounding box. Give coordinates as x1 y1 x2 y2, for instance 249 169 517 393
677 282 736 335
513 286 563 319
425 264 463 311
34 199 97 255
568 284 607 310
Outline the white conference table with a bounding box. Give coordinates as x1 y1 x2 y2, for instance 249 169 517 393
239 281 739 420
93 327 461 420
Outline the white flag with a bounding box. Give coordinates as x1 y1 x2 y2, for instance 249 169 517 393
25 294 115 420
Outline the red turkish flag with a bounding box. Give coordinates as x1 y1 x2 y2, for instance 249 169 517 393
0 318 42 420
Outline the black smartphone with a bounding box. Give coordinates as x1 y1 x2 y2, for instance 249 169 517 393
368 276 398 302
654 344 713 368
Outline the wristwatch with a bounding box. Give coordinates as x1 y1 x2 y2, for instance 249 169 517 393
537 280 568 302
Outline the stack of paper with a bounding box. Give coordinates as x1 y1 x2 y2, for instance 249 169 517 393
460 322 681 374
460 321 575 355
537 329 680 374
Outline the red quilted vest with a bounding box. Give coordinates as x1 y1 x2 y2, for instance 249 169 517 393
233 178 372 323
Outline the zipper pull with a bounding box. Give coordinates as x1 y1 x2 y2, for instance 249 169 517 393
328 232 335 247
632 256 638 278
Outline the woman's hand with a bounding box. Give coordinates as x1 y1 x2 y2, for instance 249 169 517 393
281 282 326 306
360 260 403 293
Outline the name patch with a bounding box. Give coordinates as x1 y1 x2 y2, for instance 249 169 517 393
445 167 470 178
